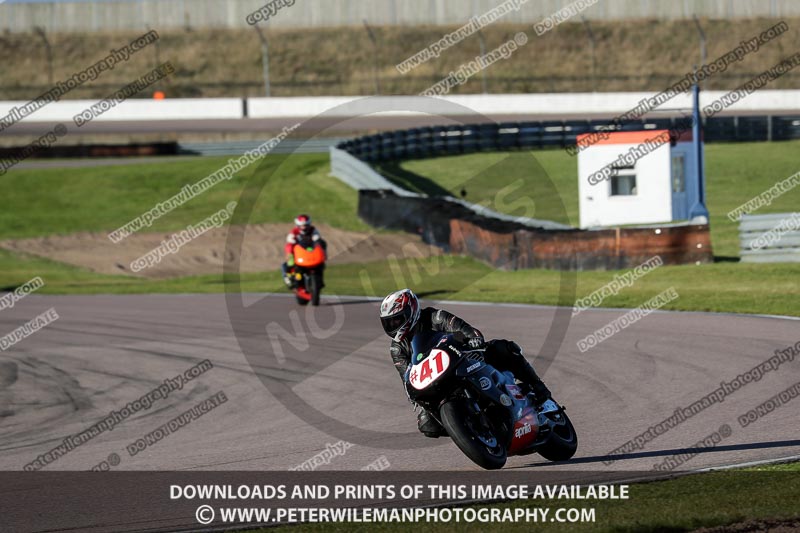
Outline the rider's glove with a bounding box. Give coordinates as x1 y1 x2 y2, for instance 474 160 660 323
286 255 295 267
467 337 485 350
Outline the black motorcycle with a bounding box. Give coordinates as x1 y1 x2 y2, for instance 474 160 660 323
404 331 577 470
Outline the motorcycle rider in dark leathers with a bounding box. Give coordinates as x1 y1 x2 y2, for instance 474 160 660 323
379 288 552 438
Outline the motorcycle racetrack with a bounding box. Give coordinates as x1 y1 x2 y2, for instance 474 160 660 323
2 292 797 475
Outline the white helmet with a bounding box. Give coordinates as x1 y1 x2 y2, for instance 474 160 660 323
379 289 420 342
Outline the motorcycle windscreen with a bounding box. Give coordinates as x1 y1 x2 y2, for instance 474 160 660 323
410 331 451 365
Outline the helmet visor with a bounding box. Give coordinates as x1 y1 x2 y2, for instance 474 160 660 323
380 307 411 337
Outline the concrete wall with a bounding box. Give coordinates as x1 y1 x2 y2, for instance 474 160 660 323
4 91 799 125
0 98 243 124
357 189 713 270
449 218 714 270
2 0 799 33
247 91 800 119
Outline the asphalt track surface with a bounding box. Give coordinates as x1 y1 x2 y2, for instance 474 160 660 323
1 293 799 530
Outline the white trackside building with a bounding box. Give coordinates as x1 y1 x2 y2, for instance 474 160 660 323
576 129 703 229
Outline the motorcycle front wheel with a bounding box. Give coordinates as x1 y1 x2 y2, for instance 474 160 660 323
440 398 507 470
308 272 322 306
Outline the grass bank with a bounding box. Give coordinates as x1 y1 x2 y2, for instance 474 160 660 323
3 251 798 317
1 147 797 317
2 19 800 98
0 153 367 239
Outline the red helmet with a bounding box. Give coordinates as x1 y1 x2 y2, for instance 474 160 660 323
295 214 311 228
379 289 420 342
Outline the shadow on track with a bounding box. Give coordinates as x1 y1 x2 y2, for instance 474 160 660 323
511 439 800 468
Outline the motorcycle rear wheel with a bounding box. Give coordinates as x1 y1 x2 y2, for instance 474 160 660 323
440 399 507 470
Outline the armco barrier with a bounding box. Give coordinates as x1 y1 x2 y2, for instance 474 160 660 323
178 138 343 156
739 213 800 263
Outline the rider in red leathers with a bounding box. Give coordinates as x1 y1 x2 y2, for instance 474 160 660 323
282 214 325 287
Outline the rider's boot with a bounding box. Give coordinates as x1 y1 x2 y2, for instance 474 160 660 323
521 364 552 407
281 263 293 288
417 409 447 438
506 342 552 407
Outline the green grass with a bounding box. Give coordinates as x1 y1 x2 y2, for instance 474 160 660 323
245 462 800 533
4 249 798 317
748 460 800 472
394 141 800 258
376 151 576 227
0 153 368 239
0 146 798 317
346 255 799 318
705 141 800 257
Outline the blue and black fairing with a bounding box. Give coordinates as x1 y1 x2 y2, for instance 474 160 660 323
404 331 518 414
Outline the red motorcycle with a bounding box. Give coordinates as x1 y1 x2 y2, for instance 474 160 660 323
289 241 326 306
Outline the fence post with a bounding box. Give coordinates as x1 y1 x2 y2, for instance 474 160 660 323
580 17 596 92
253 24 271 97
33 27 54 86
692 15 707 90
363 20 381 95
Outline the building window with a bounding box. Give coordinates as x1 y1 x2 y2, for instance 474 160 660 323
610 168 637 196
672 154 686 193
